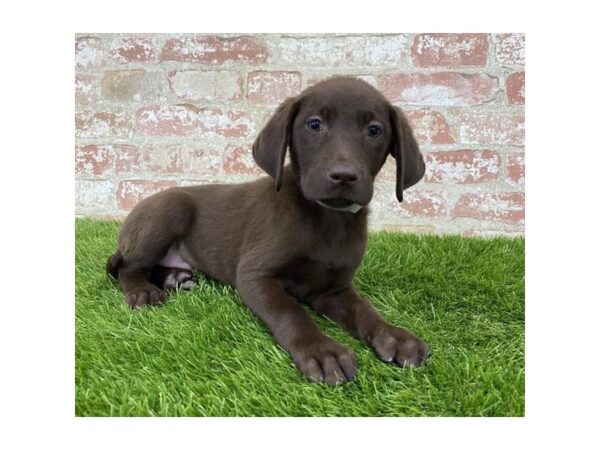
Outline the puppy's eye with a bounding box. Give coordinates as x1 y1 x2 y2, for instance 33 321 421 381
307 118 322 132
368 125 382 138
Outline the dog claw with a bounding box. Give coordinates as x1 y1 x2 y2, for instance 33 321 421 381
162 269 197 290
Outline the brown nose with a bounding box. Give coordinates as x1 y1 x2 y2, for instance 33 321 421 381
327 165 358 185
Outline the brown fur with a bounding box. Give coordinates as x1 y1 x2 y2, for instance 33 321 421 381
107 77 428 384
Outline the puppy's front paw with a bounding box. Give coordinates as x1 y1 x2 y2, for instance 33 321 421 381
125 284 165 308
370 326 428 367
292 337 358 385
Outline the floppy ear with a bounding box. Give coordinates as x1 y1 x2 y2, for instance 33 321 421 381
252 97 299 191
389 106 426 202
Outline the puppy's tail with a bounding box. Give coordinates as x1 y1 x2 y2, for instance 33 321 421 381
106 251 123 279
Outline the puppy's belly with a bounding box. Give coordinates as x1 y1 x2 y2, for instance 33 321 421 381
158 241 197 270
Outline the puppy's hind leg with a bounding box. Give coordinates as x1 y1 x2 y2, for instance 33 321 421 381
115 188 197 308
150 266 198 291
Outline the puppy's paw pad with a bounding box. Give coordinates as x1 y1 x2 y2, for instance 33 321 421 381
125 285 165 308
294 339 358 385
372 326 428 367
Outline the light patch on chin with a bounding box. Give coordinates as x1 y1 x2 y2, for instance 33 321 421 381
316 201 363 214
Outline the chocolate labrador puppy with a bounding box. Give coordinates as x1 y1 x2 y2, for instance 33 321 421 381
107 76 428 384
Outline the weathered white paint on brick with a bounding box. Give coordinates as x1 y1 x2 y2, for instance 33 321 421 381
405 85 458 105
453 192 525 225
247 71 302 104
495 34 525 66
110 36 157 63
75 144 142 176
382 73 499 106
412 34 488 66
144 143 223 177
168 71 243 101
506 152 525 186
75 111 131 139
75 33 525 236
135 105 198 136
119 181 146 198
223 144 262 176
414 35 480 57
196 108 256 138
425 151 500 184
388 189 447 218
140 106 194 124
75 74 98 105
277 35 410 67
75 37 105 68
161 35 269 64
101 70 169 103
76 180 114 208
116 180 178 210
458 112 525 146
405 110 454 144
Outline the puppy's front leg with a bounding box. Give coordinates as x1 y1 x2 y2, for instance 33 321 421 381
308 288 428 367
236 274 358 385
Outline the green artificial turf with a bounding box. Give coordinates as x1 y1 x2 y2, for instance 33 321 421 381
75 218 525 417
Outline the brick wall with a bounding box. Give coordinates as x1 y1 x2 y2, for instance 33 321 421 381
75 33 525 236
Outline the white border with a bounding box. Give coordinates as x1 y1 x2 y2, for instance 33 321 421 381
3 0 599 448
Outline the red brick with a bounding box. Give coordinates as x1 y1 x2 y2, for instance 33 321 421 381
161 35 268 64
75 36 105 68
196 108 255 138
506 152 525 186
425 150 500 184
110 36 157 63
168 70 243 101
404 110 454 144
506 72 525 105
143 144 221 176
458 112 524 146
390 190 447 218
75 74 99 105
495 34 525 66
277 35 410 67
75 111 132 139
412 34 488 67
101 70 168 103
75 144 142 175
452 192 524 224
380 72 498 106
135 105 198 137
223 144 262 175
117 180 178 210
248 71 302 105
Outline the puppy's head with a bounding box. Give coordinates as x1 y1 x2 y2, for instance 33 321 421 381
252 77 425 211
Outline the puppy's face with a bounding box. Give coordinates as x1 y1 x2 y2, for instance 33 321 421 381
290 79 393 209
252 76 425 208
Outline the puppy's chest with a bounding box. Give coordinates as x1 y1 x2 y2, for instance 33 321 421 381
277 241 365 300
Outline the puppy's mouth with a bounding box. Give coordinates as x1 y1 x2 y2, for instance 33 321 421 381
319 198 354 208
316 198 363 214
